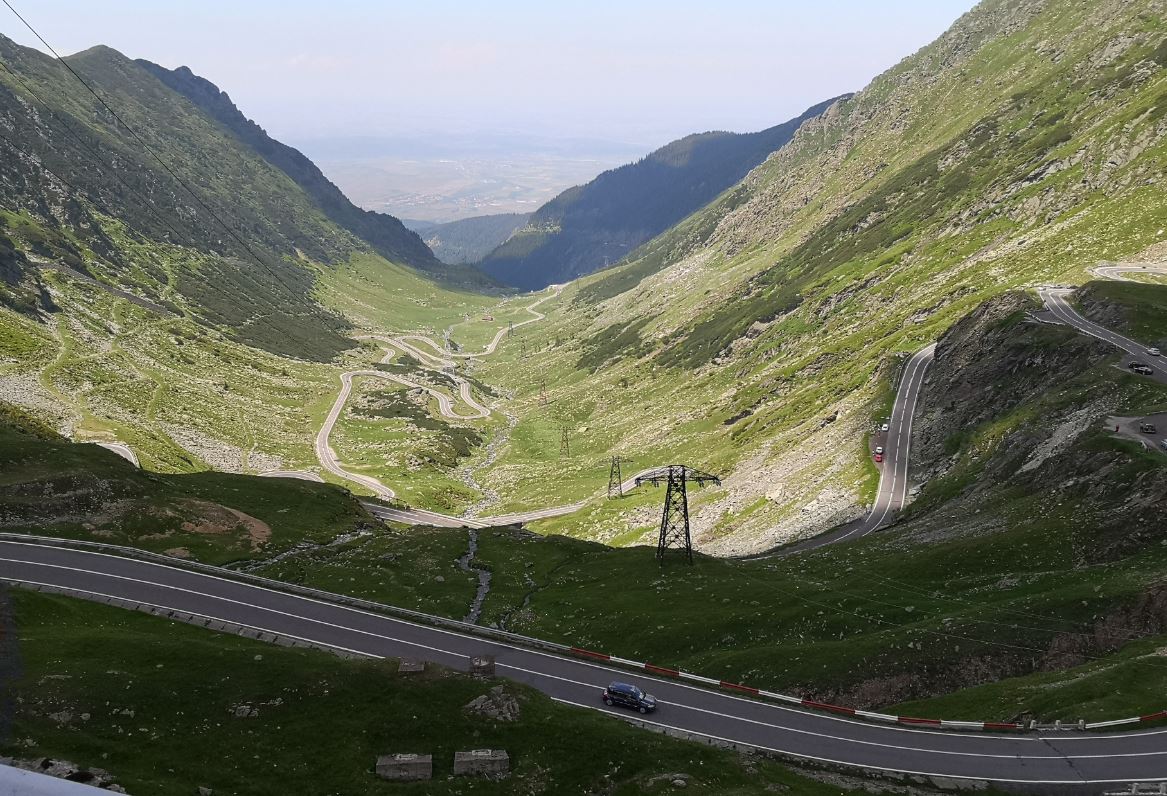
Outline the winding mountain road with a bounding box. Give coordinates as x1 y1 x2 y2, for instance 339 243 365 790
1 537 1164 793
321 286 661 527
315 289 559 504
10 270 1167 791
749 343 936 558
1040 275 1167 385
1089 262 1167 283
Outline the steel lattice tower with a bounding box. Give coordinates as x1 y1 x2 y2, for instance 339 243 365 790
635 465 720 564
560 425 570 456
607 456 631 499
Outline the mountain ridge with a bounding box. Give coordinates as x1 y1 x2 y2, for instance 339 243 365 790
477 95 849 289
134 59 439 272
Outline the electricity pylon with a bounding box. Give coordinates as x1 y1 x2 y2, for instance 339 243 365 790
559 425 570 456
635 465 721 564
607 456 632 499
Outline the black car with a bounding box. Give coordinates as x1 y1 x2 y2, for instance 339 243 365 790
1140 423 1158 434
602 681 657 714
1130 362 1154 375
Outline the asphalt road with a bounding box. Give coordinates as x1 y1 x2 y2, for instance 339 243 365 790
1089 263 1167 283
93 441 139 468
1039 287 1167 385
750 343 936 558
1 539 1163 793
316 289 559 510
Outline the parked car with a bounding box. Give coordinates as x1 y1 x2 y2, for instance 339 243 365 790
602 682 657 714
1149 348 1161 357
880 423 890 432
1131 363 1154 375
1160 439 1167 451
874 452 884 463
1140 423 1158 434
875 446 884 455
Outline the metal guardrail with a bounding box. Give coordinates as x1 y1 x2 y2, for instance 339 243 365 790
3 532 1165 734
0 532 568 654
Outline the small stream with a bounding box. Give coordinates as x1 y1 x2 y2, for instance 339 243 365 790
229 529 373 572
456 528 491 624
443 324 510 622
458 401 516 518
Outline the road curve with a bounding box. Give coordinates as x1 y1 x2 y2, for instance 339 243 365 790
1039 285 1167 384
434 286 562 358
93 441 139 468
0 538 1162 793
751 343 936 558
1088 262 1167 283
258 470 325 483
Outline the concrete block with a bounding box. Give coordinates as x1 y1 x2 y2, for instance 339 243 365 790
375 753 432 781
398 658 425 674
469 655 495 676
453 749 509 776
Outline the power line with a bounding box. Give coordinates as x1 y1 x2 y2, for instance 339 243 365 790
1 0 293 291
0 58 193 251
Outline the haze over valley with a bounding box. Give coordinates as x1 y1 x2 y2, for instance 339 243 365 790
1 1 1166 794
303 132 644 224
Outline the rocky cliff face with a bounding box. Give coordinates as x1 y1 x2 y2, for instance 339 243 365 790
908 291 1167 565
136 61 438 271
527 0 1167 551
911 292 1111 478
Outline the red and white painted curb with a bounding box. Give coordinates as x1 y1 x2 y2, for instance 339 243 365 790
569 646 1058 732
1085 710 1167 730
5 534 1162 736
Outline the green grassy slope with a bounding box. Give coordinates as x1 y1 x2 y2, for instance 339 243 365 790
463 0 1167 550
0 35 361 360
0 403 373 565
1 589 882 796
479 97 843 289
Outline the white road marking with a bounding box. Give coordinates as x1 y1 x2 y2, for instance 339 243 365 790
549 696 1167 785
8 540 1162 747
836 343 935 542
0 565 1140 768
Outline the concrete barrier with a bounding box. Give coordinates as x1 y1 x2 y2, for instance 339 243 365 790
375 754 431 781
453 749 508 776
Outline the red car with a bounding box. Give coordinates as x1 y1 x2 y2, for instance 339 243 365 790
873 452 884 463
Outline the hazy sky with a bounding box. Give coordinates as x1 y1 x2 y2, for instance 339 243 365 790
3 1 978 149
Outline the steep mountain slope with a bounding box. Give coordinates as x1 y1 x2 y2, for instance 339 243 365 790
0 34 464 361
0 34 501 476
477 97 845 289
136 60 437 272
416 212 529 264
467 0 1167 551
